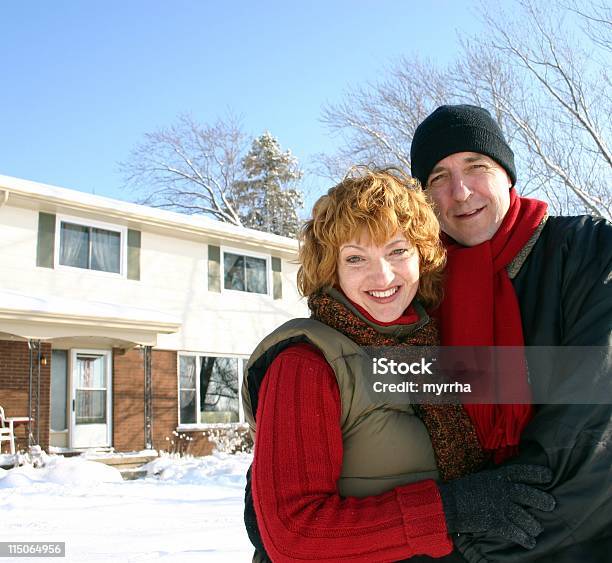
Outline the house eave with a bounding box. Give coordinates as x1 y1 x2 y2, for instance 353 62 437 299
0 174 300 253
0 309 180 334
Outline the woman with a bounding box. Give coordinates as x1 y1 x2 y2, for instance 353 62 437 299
242 168 554 562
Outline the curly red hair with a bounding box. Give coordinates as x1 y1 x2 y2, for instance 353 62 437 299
297 167 445 308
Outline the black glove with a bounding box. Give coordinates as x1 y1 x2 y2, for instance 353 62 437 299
439 464 556 550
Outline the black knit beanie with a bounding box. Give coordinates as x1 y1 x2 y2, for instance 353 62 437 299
410 104 516 188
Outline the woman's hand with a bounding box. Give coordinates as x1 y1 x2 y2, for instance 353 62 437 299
439 464 556 549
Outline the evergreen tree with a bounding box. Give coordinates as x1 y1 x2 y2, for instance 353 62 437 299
234 132 304 238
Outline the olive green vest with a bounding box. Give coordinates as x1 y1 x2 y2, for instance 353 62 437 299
242 318 439 498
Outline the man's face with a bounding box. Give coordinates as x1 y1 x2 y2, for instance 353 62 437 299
426 152 512 246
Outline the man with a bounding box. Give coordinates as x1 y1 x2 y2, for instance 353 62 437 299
410 104 612 562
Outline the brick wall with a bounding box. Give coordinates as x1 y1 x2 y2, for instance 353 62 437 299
113 348 214 455
171 430 215 457
149 349 178 451
112 348 146 452
0 340 51 452
0 342 219 456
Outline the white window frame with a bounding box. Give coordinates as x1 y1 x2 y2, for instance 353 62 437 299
176 351 247 429
54 213 128 278
219 245 272 298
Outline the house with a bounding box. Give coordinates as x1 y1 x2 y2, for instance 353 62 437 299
0 174 307 456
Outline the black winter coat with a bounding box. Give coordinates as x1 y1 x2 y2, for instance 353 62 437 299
452 216 612 562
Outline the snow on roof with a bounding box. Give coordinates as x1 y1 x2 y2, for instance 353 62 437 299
0 289 180 326
0 173 299 251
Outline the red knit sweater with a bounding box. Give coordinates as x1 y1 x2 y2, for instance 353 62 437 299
251 342 453 562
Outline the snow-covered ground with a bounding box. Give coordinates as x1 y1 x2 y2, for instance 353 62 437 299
0 452 254 562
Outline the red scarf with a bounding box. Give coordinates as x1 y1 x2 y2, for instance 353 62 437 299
439 188 547 463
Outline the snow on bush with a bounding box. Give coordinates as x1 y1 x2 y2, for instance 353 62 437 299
142 451 252 487
162 430 194 456
203 423 253 454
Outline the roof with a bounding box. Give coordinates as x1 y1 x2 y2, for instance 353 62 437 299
0 173 299 254
0 289 181 347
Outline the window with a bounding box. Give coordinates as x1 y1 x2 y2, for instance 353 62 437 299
223 252 268 294
179 354 244 425
56 216 126 275
50 350 68 432
75 353 108 424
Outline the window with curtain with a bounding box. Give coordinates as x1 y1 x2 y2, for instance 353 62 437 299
178 355 242 424
75 354 107 424
179 355 197 424
59 221 121 273
223 252 267 294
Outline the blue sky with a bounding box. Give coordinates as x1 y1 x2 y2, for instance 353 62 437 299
0 1 483 209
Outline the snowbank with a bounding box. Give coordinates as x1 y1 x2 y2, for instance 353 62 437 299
0 452 254 561
0 455 123 488
143 451 251 487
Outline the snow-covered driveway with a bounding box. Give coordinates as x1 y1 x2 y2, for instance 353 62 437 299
0 453 254 562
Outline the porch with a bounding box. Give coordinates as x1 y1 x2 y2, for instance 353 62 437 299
0 289 180 455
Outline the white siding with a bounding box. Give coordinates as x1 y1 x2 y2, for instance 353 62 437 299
0 196 306 355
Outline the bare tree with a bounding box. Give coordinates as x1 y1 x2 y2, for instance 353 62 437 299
475 0 611 219
119 115 305 236
319 58 450 180
320 0 611 219
120 113 247 224
564 0 612 53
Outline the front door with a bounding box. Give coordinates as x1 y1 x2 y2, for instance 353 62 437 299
70 350 112 448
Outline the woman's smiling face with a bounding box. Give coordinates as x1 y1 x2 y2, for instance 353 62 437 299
337 231 420 323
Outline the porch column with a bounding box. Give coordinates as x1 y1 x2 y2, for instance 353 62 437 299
27 339 42 447
143 345 153 450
